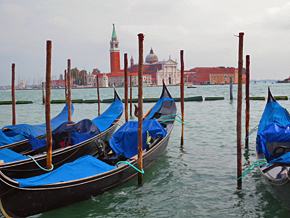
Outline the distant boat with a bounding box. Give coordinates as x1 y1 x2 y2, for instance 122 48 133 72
187 85 197 88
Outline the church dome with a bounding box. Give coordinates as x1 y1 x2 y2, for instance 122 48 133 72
145 48 158 63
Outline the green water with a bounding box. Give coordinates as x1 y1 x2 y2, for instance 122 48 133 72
1 83 290 217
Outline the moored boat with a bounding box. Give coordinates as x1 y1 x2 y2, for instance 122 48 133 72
0 102 74 153
0 83 176 217
256 88 290 210
0 89 123 178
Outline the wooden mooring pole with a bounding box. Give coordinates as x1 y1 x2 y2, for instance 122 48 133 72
245 55 250 149
237 32 244 188
45 40 53 170
230 77 233 100
67 59 72 121
124 53 128 122
180 50 184 146
42 82 45 104
97 75 100 116
137 33 144 185
130 75 133 116
65 70 68 103
11 63 16 125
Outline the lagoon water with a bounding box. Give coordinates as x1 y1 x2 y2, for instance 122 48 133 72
1 83 290 217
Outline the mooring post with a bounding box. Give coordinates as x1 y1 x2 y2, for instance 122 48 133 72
180 50 185 146
130 75 133 116
42 82 45 104
67 59 72 121
237 32 244 188
12 63 16 125
245 55 250 149
65 70 68 103
124 53 128 122
137 33 144 185
230 77 233 100
97 75 100 116
45 40 53 170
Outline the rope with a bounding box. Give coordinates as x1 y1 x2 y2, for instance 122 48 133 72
116 161 144 174
245 125 259 140
237 159 267 180
27 155 54 172
157 114 183 121
159 119 185 125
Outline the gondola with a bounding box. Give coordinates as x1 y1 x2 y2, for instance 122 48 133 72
0 102 74 153
256 88 290 210
0 89 123 179
0 83 176 217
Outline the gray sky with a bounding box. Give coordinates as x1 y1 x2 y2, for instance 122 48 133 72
1 0 290 86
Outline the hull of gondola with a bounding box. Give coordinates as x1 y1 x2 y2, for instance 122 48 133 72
0 124 173 218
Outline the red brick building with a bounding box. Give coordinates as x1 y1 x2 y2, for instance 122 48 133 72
185 67 246 85
110 24 120 72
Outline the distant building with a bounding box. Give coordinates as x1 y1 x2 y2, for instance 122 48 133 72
110 24 120 73
101 24 181 87
184 67 246 85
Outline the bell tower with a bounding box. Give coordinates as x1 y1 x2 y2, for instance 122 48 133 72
110 24 120 73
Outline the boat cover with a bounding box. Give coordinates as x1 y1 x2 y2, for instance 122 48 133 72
29 119 101 150
0 103 74 146
257 101 290 135
268 152 290 165
92 99 123 132
257 123 290 160
144 97 174 120
109 120 167 158
13 155 116 187
0 148 29 163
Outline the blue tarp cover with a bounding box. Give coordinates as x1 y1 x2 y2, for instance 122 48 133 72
13 155 116 187
92 100 123 132
257 123 290 160
109 120 167 158
29 119 100 150
0 103 74 146
144 97 174 120
0 148 29 163
258 101 290 135
268 152 290 165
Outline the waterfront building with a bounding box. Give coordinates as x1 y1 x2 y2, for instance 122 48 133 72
129 49 181 86
102 25 181 87
185 67 246 85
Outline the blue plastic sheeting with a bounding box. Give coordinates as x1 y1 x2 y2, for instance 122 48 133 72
144 97 174 120
268 152 290 165
0 103 74 146
70 130 95 145
29 119 100 150
0 148 29 163
14 155 116 187
257 123 290 160
109 120 167 158
92 100 123 132
258 101 290 135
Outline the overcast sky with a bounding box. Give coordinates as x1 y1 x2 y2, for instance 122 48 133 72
1 0 290 86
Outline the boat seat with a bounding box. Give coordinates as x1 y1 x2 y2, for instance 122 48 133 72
102 153 126 166
266 142 290 154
